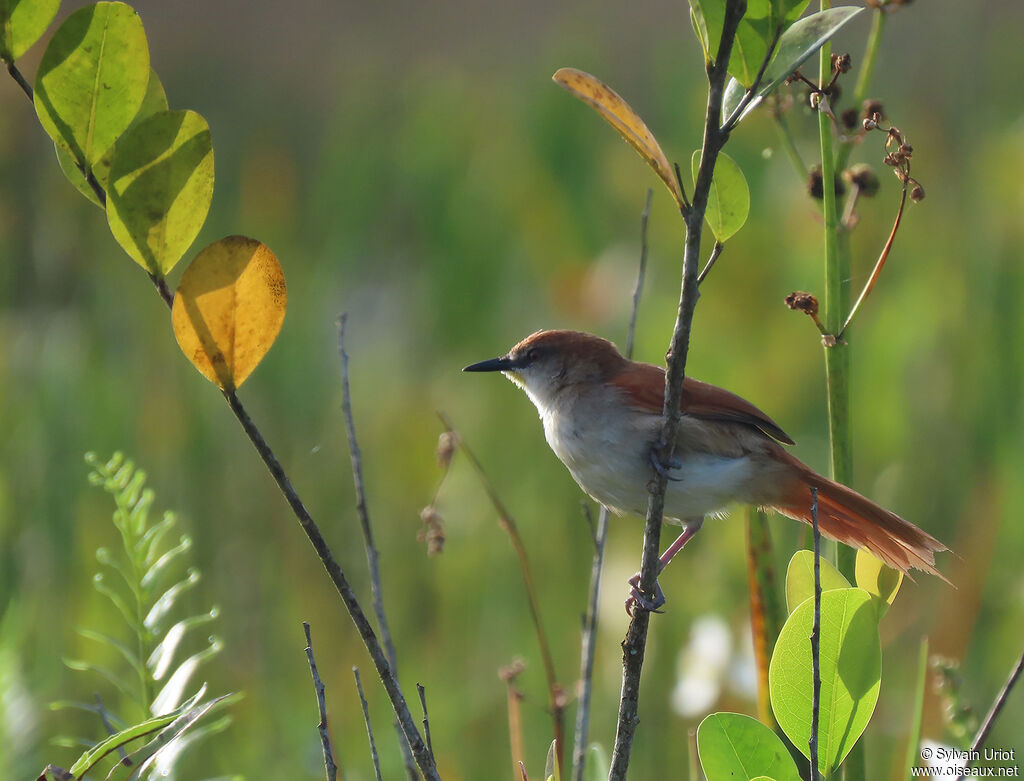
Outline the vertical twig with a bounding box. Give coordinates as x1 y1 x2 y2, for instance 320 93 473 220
354 666 384 781
440 413 566 773
502 661 528 781
809 488 822 781
417 683 435 763
608 2 747 777
954 648 1024 781
337 314 419 780
303 623 339 781
572 188 652 781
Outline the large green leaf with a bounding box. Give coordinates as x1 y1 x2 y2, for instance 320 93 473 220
106 109 214 275
722 6 862 124
691 149 749 241
34 1 150 168
785 549 851 614
0 0 60 62
66 711 178 776
697 712 802 781
769 587 881 777
728 0 770 87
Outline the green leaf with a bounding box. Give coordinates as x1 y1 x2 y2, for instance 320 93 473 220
854 549 903 618
697 712 802 781
147 608 219 680
544 738 560 781
55 67 169 206
691 149 749 241
105 108 214 276
722 6 862 124
0 0 60 62
769 587 881 776
728 0 770 87
34 2 150 170
785 549 851 614
144 568 200 631
689 0 726 62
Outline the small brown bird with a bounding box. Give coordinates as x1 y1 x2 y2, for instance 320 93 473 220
465 329 947 612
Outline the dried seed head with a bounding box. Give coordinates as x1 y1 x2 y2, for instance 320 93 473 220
845 163 880 197
863 116 879 131
833 53 852 74
499 658 527 682
899 143 914 158
807 165 846 200
785 291 820 317
862 99 885 121
910 184 926 202
436 431 458 469
883 153 899 167
418 506 446 556
841 108 859 130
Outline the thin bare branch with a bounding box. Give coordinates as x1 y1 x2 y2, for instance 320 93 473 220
955 648 1024 781
809 488 821 781
337 314 418 779
837 180 908 340
417 683 435 764
722 23 785 133
303 623 339 781
608 1 747 777
354 666 384 781
222 388 437 779
697 241 724 286
573 187 652 781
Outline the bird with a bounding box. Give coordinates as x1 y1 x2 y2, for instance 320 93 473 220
464 329 947 613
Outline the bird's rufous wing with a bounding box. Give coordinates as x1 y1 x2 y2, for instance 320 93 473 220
612 362 795 445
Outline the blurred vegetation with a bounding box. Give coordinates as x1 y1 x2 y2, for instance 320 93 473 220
1 1 1022 779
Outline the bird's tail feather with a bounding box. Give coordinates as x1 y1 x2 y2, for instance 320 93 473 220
770 458 949 581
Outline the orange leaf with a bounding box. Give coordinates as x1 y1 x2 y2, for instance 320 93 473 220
553 67 683 208
172 236 286 390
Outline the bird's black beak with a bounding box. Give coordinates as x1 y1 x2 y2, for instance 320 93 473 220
463 355 514 372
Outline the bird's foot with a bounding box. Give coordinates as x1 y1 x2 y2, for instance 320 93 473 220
625 572 666 616
648 449 683 481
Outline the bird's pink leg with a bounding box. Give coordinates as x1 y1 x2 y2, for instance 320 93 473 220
626 517 704 615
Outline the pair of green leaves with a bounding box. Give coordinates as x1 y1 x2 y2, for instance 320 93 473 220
33 2 214 278
552 4 861 246
698 550 903 780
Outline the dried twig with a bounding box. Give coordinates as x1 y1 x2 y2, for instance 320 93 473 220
955 648 1024 781
303 623 339 781
354 666 384 781
223 387 438 779
417 683 435 763
337 314 418 779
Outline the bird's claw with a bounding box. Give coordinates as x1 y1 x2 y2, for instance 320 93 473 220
624 572 666 616
648 450 683 481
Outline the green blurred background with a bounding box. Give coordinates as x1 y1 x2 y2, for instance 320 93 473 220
2 1 1023 778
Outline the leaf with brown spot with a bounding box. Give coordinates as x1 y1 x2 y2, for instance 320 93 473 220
552 67 684 209
172 236 286 390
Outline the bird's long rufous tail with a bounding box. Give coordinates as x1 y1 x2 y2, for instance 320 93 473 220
771 455 949 580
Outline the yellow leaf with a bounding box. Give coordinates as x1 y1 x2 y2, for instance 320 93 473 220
172 236 286 390
854 549 903 618
552 67 683 209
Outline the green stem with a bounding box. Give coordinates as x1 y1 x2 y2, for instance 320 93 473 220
819 7 863 780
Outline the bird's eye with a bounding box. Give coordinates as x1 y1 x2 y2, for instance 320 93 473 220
526 348 540 363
